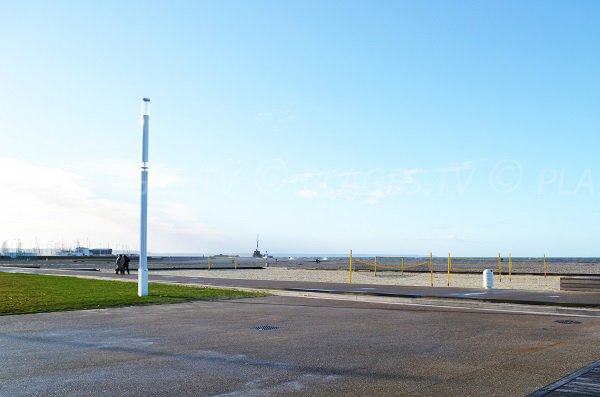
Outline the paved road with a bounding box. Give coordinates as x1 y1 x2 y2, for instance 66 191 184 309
3 267 600 396
3 294 600 396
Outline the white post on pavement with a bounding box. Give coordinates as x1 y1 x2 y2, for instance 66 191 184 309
138 98 150 297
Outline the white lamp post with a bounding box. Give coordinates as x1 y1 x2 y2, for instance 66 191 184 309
139 98 150 296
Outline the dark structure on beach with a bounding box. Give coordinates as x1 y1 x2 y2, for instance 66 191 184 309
252 234 263 258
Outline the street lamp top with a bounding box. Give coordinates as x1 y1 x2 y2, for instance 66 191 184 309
142 98 150 116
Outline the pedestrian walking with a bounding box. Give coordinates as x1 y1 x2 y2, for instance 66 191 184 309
123 254 130 275
115 254 125 275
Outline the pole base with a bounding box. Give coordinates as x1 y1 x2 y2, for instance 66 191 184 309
138 268 148 296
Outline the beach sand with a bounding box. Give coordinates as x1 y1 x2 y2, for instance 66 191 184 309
153 268 561 292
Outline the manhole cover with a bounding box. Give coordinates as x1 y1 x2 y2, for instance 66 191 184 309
253 325 280 331
555 320 581 324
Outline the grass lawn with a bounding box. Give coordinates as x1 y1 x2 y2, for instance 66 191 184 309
0 272 266 315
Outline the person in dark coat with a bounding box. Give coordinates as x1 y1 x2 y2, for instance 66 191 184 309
115 254 125 275
123 255 130 275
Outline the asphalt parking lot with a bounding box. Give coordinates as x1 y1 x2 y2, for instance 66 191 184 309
2 295 600 396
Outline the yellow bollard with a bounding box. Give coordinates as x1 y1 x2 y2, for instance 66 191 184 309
447 252 451 287
208 255 211 271
349 249 353 284
509 253 512 281
429 252 433 287
374 256 377 277
544 254 547 279
498 253 502 283
401 257 404 276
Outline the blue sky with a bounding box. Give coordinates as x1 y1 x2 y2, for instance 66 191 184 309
1 0 598 256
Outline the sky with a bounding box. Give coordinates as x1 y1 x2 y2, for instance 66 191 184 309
0 0 599 256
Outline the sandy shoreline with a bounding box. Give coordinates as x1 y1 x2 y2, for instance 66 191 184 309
152 268 561 292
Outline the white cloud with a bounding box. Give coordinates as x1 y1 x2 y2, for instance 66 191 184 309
297 189 320 199
255 108 296 123
0 157 132 246
255 112 271 121
79 158 185 191
435 161 477 173
364 189 390 205
0 156 220 252
286 168 423 203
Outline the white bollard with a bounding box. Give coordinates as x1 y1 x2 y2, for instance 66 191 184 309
483 269 494 289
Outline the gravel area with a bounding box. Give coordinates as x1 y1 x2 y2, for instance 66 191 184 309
152 268 561 292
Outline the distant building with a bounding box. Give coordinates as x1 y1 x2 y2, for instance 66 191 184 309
90 248 112 256
56 247 113 256
57 247 90 256
6 251 36 258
